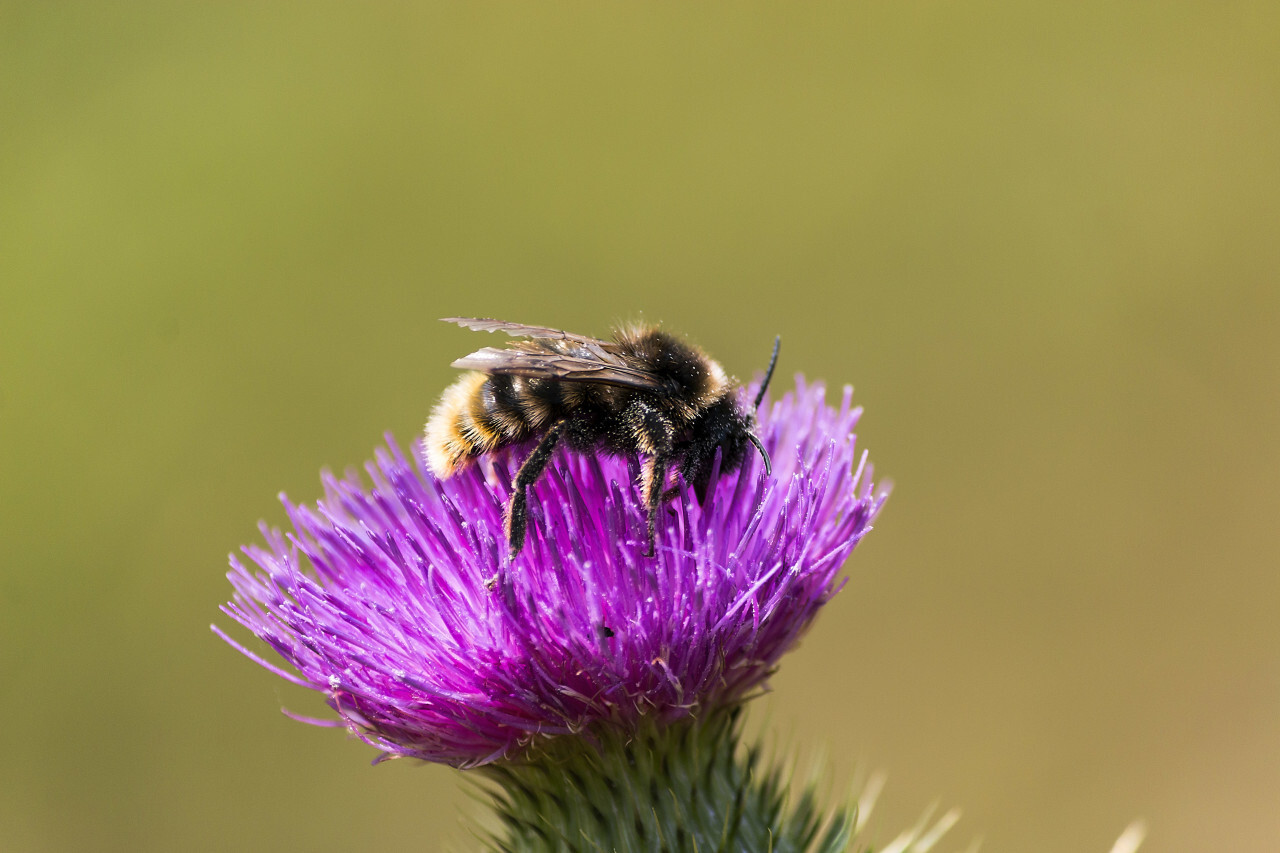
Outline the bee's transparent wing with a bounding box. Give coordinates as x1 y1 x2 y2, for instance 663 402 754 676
443 317 665 390
441 317 612 348
451 343 666 391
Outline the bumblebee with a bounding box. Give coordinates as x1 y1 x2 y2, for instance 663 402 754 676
424 317 780 560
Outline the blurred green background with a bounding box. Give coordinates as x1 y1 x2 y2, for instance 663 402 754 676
3 4 1277 851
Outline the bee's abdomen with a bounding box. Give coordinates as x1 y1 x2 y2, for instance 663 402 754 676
424 373 557 477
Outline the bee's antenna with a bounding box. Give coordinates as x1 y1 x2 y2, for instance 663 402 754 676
753 335 781 410
747 432 772 477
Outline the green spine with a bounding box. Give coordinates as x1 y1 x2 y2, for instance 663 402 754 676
477 708 855 853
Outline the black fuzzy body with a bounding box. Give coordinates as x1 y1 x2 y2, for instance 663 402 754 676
425 322 772 559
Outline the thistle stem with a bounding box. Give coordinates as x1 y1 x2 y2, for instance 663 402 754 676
479 707 853 853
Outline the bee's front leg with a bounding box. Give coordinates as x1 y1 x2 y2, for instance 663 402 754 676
626 402 674 557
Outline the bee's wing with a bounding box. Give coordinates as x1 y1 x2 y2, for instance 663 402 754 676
451 343 666 391
441 317 612 348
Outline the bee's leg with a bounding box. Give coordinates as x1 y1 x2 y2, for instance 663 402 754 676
640 454 672 557
506 420 565 560
629 403 674 557
665 455 703 504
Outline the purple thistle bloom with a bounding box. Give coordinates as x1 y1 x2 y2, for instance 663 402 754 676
216 377 886 768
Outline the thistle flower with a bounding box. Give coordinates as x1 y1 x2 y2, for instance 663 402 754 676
216 376 885 768
216 375 896 851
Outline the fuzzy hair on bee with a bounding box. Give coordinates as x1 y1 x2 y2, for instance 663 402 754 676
424 317 780 560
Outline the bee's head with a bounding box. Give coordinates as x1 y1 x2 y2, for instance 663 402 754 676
683 335 779 500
